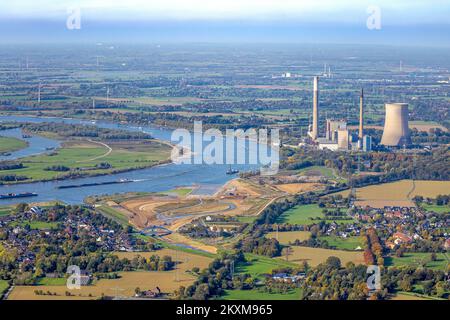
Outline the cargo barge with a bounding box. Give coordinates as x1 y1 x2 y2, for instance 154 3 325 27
56 179 132 189
0 192 38 200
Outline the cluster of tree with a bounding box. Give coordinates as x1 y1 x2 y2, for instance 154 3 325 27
282 145 449 183
44 165 70 172
414 194 450 206
94 162 112 169
382 266 449 298
175 251 248 300
235 233 282 257
363 228 384 266
301 257 372 300
15 122 152 140
411 128 450 144
0 174 28 182
0 161 24 171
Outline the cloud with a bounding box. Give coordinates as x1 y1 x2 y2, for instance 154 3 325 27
1 0 449 25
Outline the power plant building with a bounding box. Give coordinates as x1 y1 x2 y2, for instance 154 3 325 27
363 135 372 152
337 128 350 150
380 103 411 147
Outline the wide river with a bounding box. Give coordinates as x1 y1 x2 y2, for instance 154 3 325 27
0 115 262 205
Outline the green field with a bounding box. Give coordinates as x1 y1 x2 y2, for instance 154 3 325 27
320 236 364 251
0 279 9 296
0 140 171 183
276 204 323 224
237 254 297 279
296 166 335 178
236 216 258 224
422 204 449 214
11 220 59 230
385 252 449 271
275 204 353 225
0 136 28 153
222 288 302 300
36 277 67 286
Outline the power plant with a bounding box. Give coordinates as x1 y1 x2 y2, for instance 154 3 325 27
380 103 411 147
306 76 373 152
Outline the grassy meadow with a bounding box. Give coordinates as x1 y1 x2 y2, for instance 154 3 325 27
0 140 171 183
0 136 28 153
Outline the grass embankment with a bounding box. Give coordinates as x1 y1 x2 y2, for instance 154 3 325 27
0 136 28 153
0 140 171 183
96 205 130 227
0 206 13 216
0 280 9 296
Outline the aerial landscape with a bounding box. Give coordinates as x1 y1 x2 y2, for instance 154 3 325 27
0 0 449 307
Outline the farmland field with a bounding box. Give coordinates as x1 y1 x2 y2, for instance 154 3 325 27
337 180 450 208
0 136 28 153
282 246 365 267
274 183 323 194
8 248 213 300
265 231 311 245
385 252 449 271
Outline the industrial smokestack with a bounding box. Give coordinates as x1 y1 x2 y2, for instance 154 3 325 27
359 88 364 141
312 76 319 140
380 103 411 147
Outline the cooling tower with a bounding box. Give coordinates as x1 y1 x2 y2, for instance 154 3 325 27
311 76 319 140
380 103 411 146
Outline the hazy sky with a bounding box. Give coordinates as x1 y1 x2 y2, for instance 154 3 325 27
1 0 449 44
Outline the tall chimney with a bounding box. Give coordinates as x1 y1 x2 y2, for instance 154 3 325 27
359 88 364 140
312 76 319 140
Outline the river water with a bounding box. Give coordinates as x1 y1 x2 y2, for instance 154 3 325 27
0 115 261 205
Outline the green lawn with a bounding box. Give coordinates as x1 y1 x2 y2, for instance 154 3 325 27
0 140 170 183
385 252 449 271
237 253 297 279
0 279 9 296
36 277 67 286
422 204 449 214
0 136 28 153
296 166 335 178
275 204 353 225
320 236 364 251
222 288 302 300
11 220 59 230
